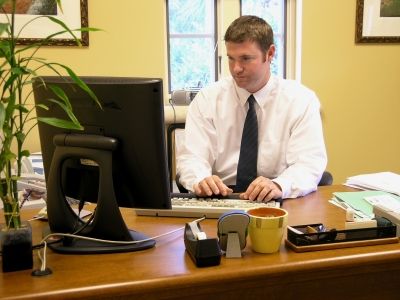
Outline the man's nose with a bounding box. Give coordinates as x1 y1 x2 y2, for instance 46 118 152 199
232 61 243 74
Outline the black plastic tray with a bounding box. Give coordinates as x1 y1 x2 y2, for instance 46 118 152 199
287 223 397 247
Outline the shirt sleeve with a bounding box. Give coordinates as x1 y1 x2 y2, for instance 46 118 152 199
272 94 328 199
176 91 217 192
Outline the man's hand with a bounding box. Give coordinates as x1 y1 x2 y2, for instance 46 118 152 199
194 175 233 197
239 176 282 202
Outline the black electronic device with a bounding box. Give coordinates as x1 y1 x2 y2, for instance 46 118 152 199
32 76 171 254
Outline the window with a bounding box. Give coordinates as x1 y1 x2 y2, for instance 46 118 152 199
167 0 217 92
167 0 290 93
241 0 286 78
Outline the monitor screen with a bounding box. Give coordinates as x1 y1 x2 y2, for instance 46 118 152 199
33 76 171 254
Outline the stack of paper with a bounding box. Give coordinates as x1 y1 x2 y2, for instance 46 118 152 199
344 172 400 196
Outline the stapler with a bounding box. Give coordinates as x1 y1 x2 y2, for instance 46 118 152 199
184 220 221 267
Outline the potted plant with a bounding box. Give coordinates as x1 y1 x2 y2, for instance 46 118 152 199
0 0 100 272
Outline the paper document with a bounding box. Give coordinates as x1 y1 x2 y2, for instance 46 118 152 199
363 195 400 214
332 190 400 218
344 172 400 196
328 198 370 219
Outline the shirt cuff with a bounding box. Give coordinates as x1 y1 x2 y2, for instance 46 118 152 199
181 171 211 193
272 177 300 199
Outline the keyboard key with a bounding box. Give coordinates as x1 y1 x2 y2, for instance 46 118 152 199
135 193 282 218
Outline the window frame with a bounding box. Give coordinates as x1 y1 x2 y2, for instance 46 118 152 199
166 0 218 93
239 0 287 78
166 0 301 93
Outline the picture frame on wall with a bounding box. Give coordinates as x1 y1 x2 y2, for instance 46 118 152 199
356 0 400 43
0 0 89 46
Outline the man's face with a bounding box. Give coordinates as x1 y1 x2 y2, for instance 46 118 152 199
226 39 275 93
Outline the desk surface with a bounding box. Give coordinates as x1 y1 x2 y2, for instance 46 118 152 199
1 185 400 300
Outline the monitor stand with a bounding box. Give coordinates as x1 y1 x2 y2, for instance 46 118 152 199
43 133 156 254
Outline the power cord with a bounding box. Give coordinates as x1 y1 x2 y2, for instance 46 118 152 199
30 206 97 276
32 216 206 277
169 97 177 124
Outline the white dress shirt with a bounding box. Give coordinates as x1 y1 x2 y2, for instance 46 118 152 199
176 74 327 199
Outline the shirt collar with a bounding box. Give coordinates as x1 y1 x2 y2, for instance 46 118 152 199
233 73 275 107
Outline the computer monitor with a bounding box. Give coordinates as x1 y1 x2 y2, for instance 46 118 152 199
32 76 171 254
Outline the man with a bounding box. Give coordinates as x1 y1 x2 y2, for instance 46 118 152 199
177 15 327 202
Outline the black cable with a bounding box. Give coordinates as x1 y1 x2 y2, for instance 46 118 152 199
71 208 96 236
169 97 177 124
32 239 63 250
168 97 177 178
63 206 97 246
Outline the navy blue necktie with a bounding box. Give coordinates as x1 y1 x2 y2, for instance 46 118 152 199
236 95 258 192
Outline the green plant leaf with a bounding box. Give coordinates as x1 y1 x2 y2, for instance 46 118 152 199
23 79 36 86
35 103 49 110
2 73 18 93
75 27 104 33
14 43 43 55
4 90 15 121
20 150 30 158
38 64 102 109
0 23 9 38
12 23 100 55
0 101 5 129
11 66 36 77
0 0 10 9
55 0 63 13
3 151 16 160
1 95 11 104
10 67 29 75
49 85 72 110
14 132 25 142
0 56 9 68
36 117 83 130
63 66 102 108
46 16 81 46
2 125 11 139
43 98 80 125
0 0 104 229
14 104 29 114
0 45 10 58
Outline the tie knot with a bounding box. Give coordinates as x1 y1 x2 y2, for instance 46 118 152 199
248 95 255 106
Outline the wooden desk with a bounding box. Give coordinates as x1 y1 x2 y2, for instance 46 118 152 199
1 185 400 299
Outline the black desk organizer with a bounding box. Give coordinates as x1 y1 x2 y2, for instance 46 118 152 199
285 223 398 252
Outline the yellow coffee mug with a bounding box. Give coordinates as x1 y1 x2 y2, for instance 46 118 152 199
246 207 288 253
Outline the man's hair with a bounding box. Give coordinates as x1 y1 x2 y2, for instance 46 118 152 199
224 15 274 60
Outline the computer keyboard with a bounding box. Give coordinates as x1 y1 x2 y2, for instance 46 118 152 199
135 193 282 219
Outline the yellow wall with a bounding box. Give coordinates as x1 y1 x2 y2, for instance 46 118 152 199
302 0 400 183
23 0 168 152
23 0 400 184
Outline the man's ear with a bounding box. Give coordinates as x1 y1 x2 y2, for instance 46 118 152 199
266 44 276 63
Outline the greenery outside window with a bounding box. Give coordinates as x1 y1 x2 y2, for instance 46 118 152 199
167 0 289 93
167 0 217 92
241 0 286 78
